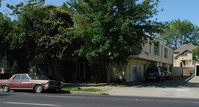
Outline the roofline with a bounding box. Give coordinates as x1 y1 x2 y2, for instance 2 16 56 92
173 43 198 52
174 48 192 58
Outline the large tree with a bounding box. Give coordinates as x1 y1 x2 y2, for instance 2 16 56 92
7 0 74 79
158 19 199 50
68 0 162 83
0 13 12 54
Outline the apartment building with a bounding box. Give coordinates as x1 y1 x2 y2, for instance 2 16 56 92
125 39 173 82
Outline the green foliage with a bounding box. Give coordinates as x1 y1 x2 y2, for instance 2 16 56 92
193 46 199 58
158 19 199 50
0 13 12 54
4 0 74 73
8 1 74 59
68 0 162 65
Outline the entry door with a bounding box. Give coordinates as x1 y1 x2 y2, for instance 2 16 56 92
79 62 85 80
197 66 199 76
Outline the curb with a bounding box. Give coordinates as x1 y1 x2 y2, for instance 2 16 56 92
181 76 194 85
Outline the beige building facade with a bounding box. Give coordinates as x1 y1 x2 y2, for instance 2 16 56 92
173 43 199 76
173 43 198 68
125 39 173 82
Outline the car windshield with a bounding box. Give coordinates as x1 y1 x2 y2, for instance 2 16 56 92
29 75 46 80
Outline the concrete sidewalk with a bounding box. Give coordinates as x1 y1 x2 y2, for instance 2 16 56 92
104 86 199 99
104 76 199 99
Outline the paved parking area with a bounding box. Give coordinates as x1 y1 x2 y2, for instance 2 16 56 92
126 76 191 88
65 76 192 88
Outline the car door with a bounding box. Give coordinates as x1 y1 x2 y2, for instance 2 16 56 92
20 74 33 89
9 75 21 89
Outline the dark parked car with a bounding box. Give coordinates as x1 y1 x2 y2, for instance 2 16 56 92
145 66 165 82
161 67 172 80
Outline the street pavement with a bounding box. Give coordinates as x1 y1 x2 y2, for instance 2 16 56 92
0 92 199 107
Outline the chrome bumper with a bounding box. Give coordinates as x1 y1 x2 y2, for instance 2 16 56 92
44 84 63 90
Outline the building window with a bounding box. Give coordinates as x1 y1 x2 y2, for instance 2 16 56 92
154 44 159 56
164 48 168 59
181 60 189 67
149 44 151 53
185 60 188 65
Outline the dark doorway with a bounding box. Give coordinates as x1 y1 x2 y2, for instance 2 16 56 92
197 66 199 76
79 62 85 80
61 61 76 82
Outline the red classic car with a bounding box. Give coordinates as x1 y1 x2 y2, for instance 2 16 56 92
0 74 63 93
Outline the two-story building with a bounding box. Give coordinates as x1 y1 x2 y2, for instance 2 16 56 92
173 43 199 76
125 38 173 82
173 43 198 67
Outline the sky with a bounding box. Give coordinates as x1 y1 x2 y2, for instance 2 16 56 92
1 0 199 26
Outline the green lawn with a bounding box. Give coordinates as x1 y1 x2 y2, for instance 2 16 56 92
61 87 107 92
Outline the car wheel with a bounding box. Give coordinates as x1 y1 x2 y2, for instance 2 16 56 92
34 85 43 93
2 85 10 92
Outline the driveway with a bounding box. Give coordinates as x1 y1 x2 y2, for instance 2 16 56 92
105 76 199 99
122 76 191 88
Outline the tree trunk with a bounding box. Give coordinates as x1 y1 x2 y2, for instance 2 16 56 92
48 57 57 80
105 64 111 84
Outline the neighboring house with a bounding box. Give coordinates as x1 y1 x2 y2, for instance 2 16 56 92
173 43 199 76
124 38 173 82
173 43 198 67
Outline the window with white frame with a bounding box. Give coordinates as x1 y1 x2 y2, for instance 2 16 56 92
164 48 168 59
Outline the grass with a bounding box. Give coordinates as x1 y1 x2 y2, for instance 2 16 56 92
61 87 108 92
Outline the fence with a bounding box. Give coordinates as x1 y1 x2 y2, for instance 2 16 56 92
171 67 183 76
171 67 195 76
